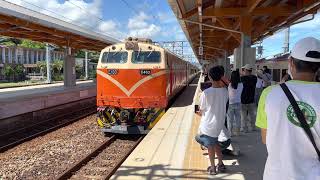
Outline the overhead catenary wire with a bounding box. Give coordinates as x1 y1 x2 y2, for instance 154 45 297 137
66 0 104 22
120 0 140 15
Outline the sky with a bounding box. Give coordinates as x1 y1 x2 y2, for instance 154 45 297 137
4 0 320 61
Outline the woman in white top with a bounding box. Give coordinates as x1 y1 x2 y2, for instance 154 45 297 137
227 70 243 136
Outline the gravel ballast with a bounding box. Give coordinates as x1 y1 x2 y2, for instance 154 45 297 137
0 115 106 180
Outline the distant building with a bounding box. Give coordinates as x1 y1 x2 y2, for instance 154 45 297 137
0 45 64 80
0 45 97 81
0 45 64 65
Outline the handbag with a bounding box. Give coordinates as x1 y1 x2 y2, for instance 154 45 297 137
280 83 320 162
221 79 229 128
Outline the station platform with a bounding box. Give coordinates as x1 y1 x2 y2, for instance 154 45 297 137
112 76 267 180
0 80 96 119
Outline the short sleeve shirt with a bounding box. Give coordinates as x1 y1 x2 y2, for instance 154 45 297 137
256 80 320 180
199 87 228 138
241 75 257 104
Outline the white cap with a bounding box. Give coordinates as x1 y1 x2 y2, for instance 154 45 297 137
242 64 253 70
291 37 320 62
257 69 263 75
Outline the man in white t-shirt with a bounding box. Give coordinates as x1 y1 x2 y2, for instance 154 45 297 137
195 66 228 175
256 37 320 180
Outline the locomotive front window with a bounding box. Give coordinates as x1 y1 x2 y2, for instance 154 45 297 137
131 51 161 64
101 51 128 63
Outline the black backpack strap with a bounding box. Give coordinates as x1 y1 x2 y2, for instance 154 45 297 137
280 83 320 162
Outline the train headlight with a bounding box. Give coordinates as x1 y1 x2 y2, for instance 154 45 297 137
108 69 118 75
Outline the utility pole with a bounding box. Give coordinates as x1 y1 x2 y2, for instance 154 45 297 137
46 43 52 83
283 27 290 53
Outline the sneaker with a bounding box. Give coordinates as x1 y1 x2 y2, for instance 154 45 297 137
216 163 226 173
231 149 240 156
207 166 217 175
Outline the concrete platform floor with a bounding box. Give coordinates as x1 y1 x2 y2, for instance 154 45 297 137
112 75 267 180
184 113 267 180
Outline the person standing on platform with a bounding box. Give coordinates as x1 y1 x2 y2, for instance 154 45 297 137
240 64 257 132
256 37 320 180
262 66 272 88
195 66 228 175
217 65 230 86
255 70 264 105
280 72 292 83
227 70 243 136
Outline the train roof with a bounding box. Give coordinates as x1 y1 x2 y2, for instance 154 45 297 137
103 38 198 68
257 53 290 64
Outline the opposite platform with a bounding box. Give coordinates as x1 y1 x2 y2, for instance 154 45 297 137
0 80 96 119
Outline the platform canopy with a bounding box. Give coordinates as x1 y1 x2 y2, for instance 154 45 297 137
0 0 120 51
168 0 320 61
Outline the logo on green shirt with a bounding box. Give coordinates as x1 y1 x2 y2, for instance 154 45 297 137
287 101 317 127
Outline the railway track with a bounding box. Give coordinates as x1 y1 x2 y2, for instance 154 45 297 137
0 99 96 152
56 135 144 180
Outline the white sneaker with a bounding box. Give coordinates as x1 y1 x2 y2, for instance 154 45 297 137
232 149 240 156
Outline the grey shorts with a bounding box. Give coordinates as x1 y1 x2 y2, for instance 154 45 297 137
195 134 218 148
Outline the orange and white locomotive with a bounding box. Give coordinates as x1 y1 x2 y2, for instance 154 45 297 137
96 38 198 134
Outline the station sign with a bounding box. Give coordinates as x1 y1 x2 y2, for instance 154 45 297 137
198 46 203 56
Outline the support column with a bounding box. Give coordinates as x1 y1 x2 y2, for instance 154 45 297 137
26 50 29 64
8 48 12 63
64 47 76 87
14 48 18 64
39 51 43 61
30 51 34 64
1 47 5 63
53 52 56 61
233 15 256 70
46 43 52 83
85 51 88 80
21 49 24 64
225 57 231 78
35 51 39 62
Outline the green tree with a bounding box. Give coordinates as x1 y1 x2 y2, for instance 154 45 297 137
75 64 83 79
3 64 14 81
36 61 47 76
52 60 63 73
90 51 100 63
0 37 22 46
20 39 45 49
52 60 64 81
13 64 25 81
75 50 85 58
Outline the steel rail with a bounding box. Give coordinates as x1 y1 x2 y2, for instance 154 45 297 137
0 104 96 152
55 135 144 180
56 135 117 180
103 136 144 179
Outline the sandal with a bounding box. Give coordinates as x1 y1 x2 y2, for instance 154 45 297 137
216 163 226 173
207 166 217 175
201 145 207 150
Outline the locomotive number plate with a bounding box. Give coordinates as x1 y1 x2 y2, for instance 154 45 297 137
140 70 151 75
108 69 118 75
